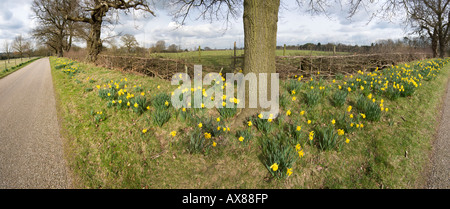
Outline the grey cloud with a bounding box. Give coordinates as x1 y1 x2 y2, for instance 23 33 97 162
0 20 24 30
1 9 13 20
370 21 401 30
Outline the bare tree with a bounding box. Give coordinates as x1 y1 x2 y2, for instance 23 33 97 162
3 40 11 63
381 0 450 58
66 0 155 62
31 0 80 57
167 44 179 52
154 40 166 52
121 34 139 53
12 35 30 61
23 42 33 58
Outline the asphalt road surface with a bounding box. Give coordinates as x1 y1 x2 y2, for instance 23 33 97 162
427 78 450 189
0 58 71 188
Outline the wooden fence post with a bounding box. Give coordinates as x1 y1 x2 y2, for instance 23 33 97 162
283 44 286 56
319 58 322 73
299 58 302 73
233 41 237 70
198 46 201 62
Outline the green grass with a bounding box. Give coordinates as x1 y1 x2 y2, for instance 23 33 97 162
51 56 449 189
0 57 40 79
0 57 37 71
148 49 347 69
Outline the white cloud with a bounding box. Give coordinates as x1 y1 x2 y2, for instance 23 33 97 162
1 0 409 52
0 0 35 46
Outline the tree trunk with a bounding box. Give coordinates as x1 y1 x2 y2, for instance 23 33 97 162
439 31 446 58
431 36 438 58
57 46 64 57
243 0 279 75
439 41 446 58
65 27 73 52
57 35 64 57
235 0 280 122
86 20 103 62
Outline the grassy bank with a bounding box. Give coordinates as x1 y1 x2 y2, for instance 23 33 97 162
0 57 41 79
51 56 449 188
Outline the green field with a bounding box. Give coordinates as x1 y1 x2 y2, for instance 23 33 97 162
147 49 347 69
0 57 37 71
51 56 449 188
0 57 40 79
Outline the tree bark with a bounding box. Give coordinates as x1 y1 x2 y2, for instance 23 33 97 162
84 5 107 63
439 40 446 58
235 0 280 122
57 31 64 57
432 36 438 58
57 45 64 57
439 28 447 58
87 20 103 62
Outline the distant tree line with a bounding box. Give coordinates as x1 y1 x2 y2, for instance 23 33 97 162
101 37 184 55
1 35 50 61
277 36 432 54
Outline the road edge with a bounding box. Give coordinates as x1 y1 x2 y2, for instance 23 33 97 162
425 69 450 188
48 57 78 189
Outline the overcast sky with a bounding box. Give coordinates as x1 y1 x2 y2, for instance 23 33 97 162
0 0 409 52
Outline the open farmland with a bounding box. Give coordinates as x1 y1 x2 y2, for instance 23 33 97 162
0 57 38 72
147 49 348 68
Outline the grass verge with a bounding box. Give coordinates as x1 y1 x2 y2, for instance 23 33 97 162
51 56 449 188
0 57 41 79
